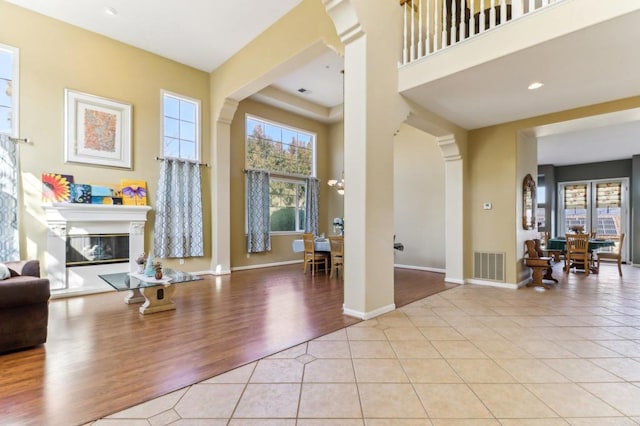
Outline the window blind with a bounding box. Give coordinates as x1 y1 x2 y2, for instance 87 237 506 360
564 184 587 209
596 182 621 208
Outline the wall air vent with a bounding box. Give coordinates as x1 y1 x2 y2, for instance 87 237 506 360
473 252 506 282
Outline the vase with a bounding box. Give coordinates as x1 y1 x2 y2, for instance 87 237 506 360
144 253 155 277
154 269 163 280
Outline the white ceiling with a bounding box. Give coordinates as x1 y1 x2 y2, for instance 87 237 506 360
7 0 639 166
5 0 303 73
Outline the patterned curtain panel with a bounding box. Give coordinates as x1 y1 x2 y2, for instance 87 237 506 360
246 169 271 253
153 159 204 258
0 134 19 260
304 177 319 235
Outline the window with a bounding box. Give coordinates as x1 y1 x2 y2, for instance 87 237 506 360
246 115 316 233
161 91 200 161
0 44 18 136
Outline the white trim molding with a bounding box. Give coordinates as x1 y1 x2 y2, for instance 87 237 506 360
343 303 396 320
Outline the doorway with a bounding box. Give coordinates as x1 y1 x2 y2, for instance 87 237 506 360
558 178 629 262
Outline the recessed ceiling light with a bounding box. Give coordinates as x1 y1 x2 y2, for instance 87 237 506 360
104 6 118 16
528 81 544 90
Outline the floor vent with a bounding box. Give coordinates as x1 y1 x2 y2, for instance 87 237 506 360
473 252 506 282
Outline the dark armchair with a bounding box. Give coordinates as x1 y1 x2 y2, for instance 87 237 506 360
0 260 50 353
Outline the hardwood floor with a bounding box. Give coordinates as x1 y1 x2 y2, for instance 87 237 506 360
0 265 453 426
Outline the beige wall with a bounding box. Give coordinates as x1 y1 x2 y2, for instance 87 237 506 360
229 98 333 268
0 2 211 272
394 124 445 270
466 96 640 284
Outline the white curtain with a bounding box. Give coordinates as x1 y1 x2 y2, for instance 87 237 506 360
153 158 204 258
304 177 319 235
246 169 271 253
0 134 19 260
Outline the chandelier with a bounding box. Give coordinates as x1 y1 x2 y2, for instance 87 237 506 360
327 173 344 195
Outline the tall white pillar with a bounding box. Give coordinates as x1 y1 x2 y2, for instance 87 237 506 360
437 135 465 284
325 0 407 319
211 99 239 275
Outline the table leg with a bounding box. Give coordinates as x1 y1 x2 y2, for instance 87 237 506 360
124 288 145 304
139 285 176 315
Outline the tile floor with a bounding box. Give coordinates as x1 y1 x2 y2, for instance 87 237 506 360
92 266 640 425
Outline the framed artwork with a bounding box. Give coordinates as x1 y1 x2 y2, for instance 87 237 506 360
64 89 132 169
121 179 147 206
41 173 73 203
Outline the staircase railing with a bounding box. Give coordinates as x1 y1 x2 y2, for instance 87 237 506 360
400 0 563 65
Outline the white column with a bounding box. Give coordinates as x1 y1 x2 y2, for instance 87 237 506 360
45 220 67 290
211 98 239 275
437 135 464 284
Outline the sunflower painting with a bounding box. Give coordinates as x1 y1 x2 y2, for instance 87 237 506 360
121 180 147 206
42 173 73 203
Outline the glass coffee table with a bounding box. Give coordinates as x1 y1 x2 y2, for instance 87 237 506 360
99 269 202 315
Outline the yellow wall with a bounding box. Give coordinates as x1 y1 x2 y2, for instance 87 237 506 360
0 2 211 272
229 98 332 268
394 124 445 269
466 96 640 284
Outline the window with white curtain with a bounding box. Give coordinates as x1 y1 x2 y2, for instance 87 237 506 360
0 44 19 135
245 115 316 233
0 44 19 260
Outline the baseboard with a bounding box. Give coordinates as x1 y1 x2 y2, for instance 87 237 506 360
231 260 303 272
444 277 465 285
343 303 396 320
465 278 519 290
51 286 114 299
394 264 446 274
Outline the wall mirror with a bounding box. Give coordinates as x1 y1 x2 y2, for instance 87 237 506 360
522 173 536 230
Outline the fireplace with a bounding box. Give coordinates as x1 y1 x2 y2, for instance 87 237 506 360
44 203 151 297
66 233 130 267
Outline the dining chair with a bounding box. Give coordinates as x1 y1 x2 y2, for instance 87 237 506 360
302 233 328 276
328 236 344 279
564 233 591 275
596 233 624 276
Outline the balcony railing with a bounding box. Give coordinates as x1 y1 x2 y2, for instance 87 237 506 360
400 0 563 65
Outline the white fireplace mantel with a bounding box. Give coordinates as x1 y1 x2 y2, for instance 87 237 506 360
43 203 152 297
44 203 151 223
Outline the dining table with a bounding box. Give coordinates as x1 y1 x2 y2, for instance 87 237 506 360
546 237 615 252
547 237 615 274
291 238 330 253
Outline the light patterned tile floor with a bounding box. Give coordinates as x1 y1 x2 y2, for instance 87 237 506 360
93 265 640 425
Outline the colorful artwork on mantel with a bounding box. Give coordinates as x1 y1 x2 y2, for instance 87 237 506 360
42 173 73 203
121 180 147 206
71 184 92 204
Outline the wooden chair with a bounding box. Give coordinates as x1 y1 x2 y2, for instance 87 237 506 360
302 233 328 276
564 233 591 275
524 239 557 289
328 236 344 279
540 231 561 263
596 233 624 276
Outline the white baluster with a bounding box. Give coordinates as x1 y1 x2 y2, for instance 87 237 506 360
529 0 535 13
425 0 432 55
469 0 475 37
417 0 422 58
442 0 449 48
411 0 415 61
459 0 466 41
479 0 486 32
450 0 457 44
511 0 523 19
490 0 496 28
542 0 549 5
500 0 507 25
403 2 408 64
434 0 441 51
